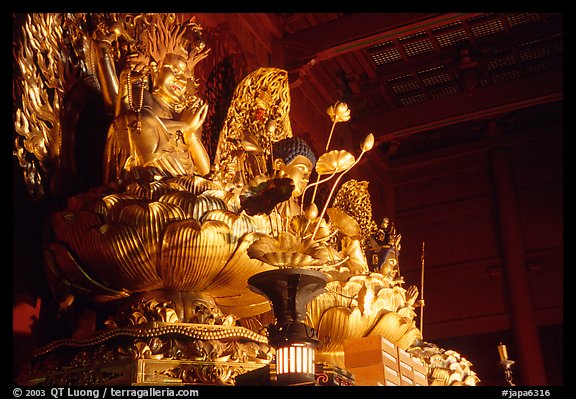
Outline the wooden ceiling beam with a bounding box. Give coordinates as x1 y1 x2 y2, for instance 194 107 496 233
282 13 484 70
349 68 563 143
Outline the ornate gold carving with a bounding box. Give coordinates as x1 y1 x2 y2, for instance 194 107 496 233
19 323 272 386
332 179 378 243
213 67 293 187
408 341 481 386
14 14 74 198
160 364 251 385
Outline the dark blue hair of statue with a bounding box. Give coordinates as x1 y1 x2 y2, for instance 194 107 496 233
272 136 317 167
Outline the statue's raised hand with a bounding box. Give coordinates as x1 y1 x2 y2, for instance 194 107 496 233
183 99 209 139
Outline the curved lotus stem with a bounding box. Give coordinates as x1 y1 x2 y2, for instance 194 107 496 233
325 122 337 152
307 102 351 206
312 133 374 240
300 170 339 215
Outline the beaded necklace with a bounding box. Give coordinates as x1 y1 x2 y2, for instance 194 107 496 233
126 68 146 133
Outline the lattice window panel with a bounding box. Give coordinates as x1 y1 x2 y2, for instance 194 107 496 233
387 73 421 94
418 66 452 87
506 13 542 28
486 55 517 71
524 61 555 75
478 78 490 88
434 28 469 48
470 17 505 38
518 45 551 62
429 85 459 99
367 40 394 51
491 69 522 84
367 40 403 66
398 32 436 57
399 92 428 106
371 48 403 66
402 39 435 57
390 79 420 94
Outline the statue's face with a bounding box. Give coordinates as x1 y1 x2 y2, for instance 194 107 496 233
274 155 313 198
156 53 190 104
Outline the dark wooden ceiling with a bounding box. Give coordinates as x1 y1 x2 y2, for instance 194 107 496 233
273 12 563 160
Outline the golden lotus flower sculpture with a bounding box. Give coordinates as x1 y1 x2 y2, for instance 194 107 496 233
307 269 422 368
43 175 276 319
247 231 333 268
408 342 481 386
326 101 351 123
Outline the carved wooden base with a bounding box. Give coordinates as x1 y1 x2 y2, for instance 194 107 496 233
315 363 355 386
17 322 272 386
235 362 355 386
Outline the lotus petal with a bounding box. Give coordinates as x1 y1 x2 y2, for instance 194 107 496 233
395 324 422 350
375 286 405 312
261 252 320 268
158 191 197 219
193 193 227 221
166 175 197 192
43 242 129 300
79 223 162 292
50 210 103 258
322 267 357 285
84 197 109 219
101 193 143 222
247 232 331 268
213 295 271 319
307 282 345 330
159 220 234 291
118 201 186 265
448 371 463 385
450 362 464 374
126 180 174 201
397 306 417 319
203 189 240 212
431 367 450 385
340 236 369 274
326 101 351 123
204 232 275 296
201 209 258 244
316 307 374 352
195 177 224 193
463 374 481 386
366 311 410 343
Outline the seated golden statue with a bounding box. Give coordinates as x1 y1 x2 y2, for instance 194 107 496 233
88 15 212 184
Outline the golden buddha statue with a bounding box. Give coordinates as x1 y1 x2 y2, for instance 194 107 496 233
87 14 212 184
